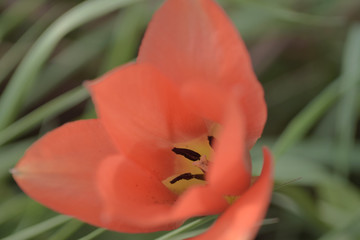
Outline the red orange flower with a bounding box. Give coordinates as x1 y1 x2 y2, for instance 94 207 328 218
13 0 273 239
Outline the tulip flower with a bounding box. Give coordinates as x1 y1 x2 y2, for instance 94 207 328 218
12 0 273 239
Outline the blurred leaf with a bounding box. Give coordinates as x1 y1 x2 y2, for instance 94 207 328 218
272 80 340 158
155 216 217 240
272 190 329 235
0 195 28 225
24 21 114 109
0 0 47 41
335 24 360 175
78 228 106 240
0 86 89 146
0 3 65 86
0 0 359 239
163 218 279 240
13 200 52 233
2 215 70 240
47 219 83 240
273 22 360 159
274 157 330 185
239 0 346 27
0 0 141 130
317 177 360 227
100 4 151 73
0 138 35 179
283 139 360 170
318 211 360 240
78 101 97 120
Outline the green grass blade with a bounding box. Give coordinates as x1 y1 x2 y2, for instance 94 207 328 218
240 0 346 27
0 0 141 130
78 228 106 240
273 24 360 159
24 22 113 109
169 228 209 240
0 87 89 146
272 190 330 233
318 210 360 240
47 219 83 240
0 0 47 41
155 216 217 240
1 215 71 240
272 80 340 158
100 5 150 74
0 195 28 225
170 218 278 240
0 3 65 86
335 24 360 176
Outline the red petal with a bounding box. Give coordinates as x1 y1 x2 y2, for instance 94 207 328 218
181 82 229 123
138 0 266 146
167 184 228 222
97 154 229 230
138 0 253 86
191 148 273 240
88 63 207 179
182 81 266 148
207 100 251 196
12 120 147 231
96 155 180 231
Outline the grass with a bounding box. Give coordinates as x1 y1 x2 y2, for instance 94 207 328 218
0 0 359 239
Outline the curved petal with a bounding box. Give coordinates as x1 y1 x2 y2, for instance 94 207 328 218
138 0 267 146
138 0 253 86
206 99 251 196
191 148 273 240
97 155 228 230
96 155 180 231
88 63 207 179
182 81 266 148
12 120 146 231
167 184 228 222
181 82 229 123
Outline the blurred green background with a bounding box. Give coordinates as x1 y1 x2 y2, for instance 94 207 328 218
0 0 359 239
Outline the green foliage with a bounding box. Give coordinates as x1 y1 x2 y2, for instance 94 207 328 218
0 0 359 239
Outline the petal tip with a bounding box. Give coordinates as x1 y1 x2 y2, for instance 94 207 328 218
10 168 19 176
83 79 99 94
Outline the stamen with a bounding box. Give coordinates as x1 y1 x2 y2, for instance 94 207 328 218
172 148 200 161
170 173 205 184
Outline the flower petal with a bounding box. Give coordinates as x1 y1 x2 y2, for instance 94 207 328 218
97 154 229 230
12 120 145 231
138 0 267 146
167 184 228 221
182 81 266 148
96 155 180 231
88 63 207 179
207 99 251 196
181 82 229 123
138 0 252 86
190 148 273 240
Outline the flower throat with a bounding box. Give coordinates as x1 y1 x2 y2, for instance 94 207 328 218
162 136 215 195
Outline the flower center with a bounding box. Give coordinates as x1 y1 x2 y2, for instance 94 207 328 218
162 135 215 195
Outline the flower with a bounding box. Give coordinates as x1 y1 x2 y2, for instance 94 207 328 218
12 0 273 239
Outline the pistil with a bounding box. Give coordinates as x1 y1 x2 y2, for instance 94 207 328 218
193 155 209 173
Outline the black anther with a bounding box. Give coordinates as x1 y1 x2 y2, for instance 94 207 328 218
172 148 201 161
170 173 205 184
